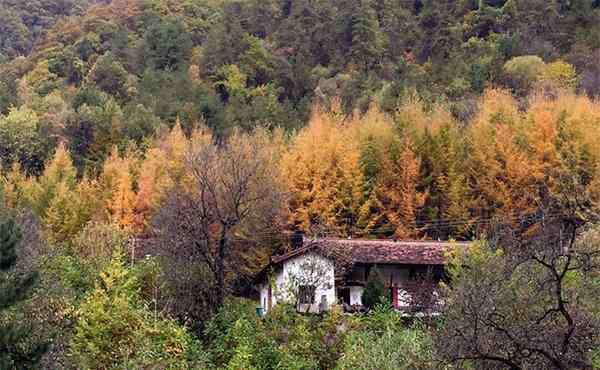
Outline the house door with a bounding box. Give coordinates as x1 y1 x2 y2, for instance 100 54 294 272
391 285 398 308
338 288 350 305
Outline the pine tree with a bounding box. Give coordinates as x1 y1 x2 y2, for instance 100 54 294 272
281 108 363 235
29 143 78 219
0 212 46 368
101 147 138 232
107 171 136 231
362 267 387 310
349 0 384 70
374 138 425 239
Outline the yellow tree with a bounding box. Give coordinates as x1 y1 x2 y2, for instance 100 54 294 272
134 147 168 231
44 179 101 245
353 105 399 236
373 138 426 239
397 98 471 239
134 122 188 231
525 92 600 215
25 144 103 243
281 107 363 235
101 147 138 232
467 93 537 225
0 164 32 209
28 143 78 218
107 171 136 232
464 89 599 232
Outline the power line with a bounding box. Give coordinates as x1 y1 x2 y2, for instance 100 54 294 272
221 210 564 241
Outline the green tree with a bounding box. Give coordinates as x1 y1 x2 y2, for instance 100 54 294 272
86 53 129 100
47 47 85 85
201 9 248 77
503 55 546 94
362 267 387 310
0 71 18 115
69 253 205 368
239 34 276 86
0 106 53 176
216 64 290 131
0 8 30 58
0 211 46 368
143 18 192 71
349 0 384 71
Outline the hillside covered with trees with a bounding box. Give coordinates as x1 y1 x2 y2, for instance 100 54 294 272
0 0 600 369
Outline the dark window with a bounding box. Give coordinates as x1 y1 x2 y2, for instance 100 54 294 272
299 285 316 304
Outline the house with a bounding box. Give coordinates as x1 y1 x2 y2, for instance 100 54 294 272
255 236 470 314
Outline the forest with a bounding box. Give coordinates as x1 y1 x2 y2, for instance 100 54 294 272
0 0 599 368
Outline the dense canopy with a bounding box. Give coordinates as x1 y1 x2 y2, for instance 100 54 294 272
0 0 599 368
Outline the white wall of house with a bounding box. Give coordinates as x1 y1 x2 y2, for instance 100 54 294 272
259 282 270 313
397 288 412 308
259 253 336 314
259 260 444 314
349 286 363 305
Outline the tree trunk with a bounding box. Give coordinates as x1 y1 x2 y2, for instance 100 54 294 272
215 231 227 309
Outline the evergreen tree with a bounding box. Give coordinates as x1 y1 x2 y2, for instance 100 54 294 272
0 211 46 369
348 0 384 70
362 267 387 310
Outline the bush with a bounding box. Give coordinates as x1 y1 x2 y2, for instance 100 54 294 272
336 305 438 370
503 55 546 94
541 60 578 89
205 297 259 367
206 299 350 369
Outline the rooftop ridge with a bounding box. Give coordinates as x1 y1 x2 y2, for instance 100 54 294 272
308 237 471 245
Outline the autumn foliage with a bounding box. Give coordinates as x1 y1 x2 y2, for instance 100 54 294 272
282 90 600 240
2 90 600 243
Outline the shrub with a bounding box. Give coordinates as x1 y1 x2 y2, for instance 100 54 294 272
503 55 545 94
206 299 350 369
541 60 578 89
205 297 259 367
336 305 438 370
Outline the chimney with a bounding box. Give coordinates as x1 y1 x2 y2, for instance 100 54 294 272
289 230 304 250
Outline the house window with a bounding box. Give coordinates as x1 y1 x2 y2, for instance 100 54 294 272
299 285 316 304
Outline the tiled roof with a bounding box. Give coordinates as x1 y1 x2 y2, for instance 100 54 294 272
270 238 470 266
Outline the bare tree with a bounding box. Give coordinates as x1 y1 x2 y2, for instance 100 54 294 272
437 203 600 370
404 268 441 316
153 128 285 317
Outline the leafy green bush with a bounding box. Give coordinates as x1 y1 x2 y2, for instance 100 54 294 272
541 60 578 89
503 55 546 94
336 304 438 370
205 297 259 367
206 299 350 369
